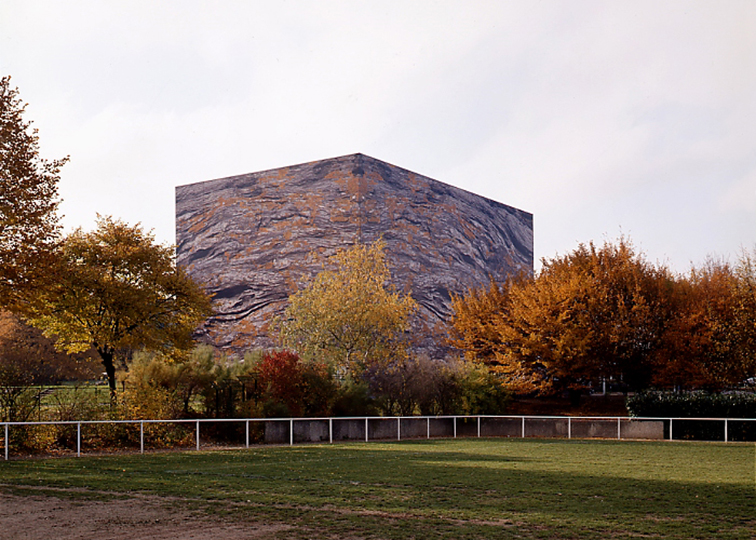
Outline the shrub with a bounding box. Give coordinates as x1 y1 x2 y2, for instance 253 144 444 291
456 361 511 415
238 350 338 418
362 356 511 416
121 353 183 420
300 361 338 416
332 380 377 416
50 386 104 449
0 385 38 423
364 357 429 416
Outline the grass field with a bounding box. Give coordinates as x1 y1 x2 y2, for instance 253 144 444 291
1 438 754 539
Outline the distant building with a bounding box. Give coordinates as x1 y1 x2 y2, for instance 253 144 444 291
176 153 533 354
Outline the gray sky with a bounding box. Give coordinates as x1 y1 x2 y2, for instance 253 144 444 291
2 0 754 273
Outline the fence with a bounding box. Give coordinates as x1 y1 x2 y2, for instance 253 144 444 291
2 415 755 460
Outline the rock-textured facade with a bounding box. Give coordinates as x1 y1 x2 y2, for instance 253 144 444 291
176 154 533 354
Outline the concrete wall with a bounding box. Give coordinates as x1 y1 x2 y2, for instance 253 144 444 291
621 420 664 440
571 419 619 439
263 417 665 444
481 418 523 437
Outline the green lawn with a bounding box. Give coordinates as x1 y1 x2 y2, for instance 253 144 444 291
1 438 754 539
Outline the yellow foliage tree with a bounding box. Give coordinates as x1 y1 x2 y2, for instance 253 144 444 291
26 216 213 394
279 240 417 376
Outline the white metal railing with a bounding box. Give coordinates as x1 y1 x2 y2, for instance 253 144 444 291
1 415 754 460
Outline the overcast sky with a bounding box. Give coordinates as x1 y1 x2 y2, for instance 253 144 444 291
2 1 754 273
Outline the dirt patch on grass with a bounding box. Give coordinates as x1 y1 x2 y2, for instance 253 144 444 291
0 487 521 539
0 490 291 540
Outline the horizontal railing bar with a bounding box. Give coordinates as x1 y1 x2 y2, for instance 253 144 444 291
4 414 755 461
1 415 755 428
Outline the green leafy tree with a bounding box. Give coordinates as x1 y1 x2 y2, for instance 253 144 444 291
27 216 213 394
0 75 68 310
279 239 417 376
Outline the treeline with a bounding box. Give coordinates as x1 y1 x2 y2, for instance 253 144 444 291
451 238 756 397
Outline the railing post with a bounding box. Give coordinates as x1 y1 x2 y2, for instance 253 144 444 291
397 418 401 441
246 420 249 448
77 422 81 457
477 417 481 438
427 417 430 439
4 424 8 461
290 419 294 446
568 417 571 439
365 418 369 442
724 419 728 443
140 421 144 454
329 418 333 444
196 420 200 451
669 419 673 441
617 417 621 440
453 417 457 438
522 416 525 438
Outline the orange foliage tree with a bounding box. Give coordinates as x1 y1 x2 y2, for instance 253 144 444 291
653 260 739 389
653 253 756 390
452 240 756 395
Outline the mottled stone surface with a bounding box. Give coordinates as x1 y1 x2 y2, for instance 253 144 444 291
176 153 533 354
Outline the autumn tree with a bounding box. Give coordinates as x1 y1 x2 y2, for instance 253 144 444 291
0 75 68 310
279 239 417 376
731 248 756 379
26 216 213 394
0 311 100 384
451 238 672 396
654 254 756 390
450 276 545 395
247 350 336 417
653 260 735 389
449 276 517 367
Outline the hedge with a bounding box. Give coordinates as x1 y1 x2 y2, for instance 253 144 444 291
626 391 756 418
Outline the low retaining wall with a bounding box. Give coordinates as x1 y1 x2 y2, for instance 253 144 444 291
4 416 746 460
622 420 664 439
264 417 665 444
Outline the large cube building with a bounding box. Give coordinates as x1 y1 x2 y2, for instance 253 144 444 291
176 153 533 354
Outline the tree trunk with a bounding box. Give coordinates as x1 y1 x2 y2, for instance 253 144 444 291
98 347 117 398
